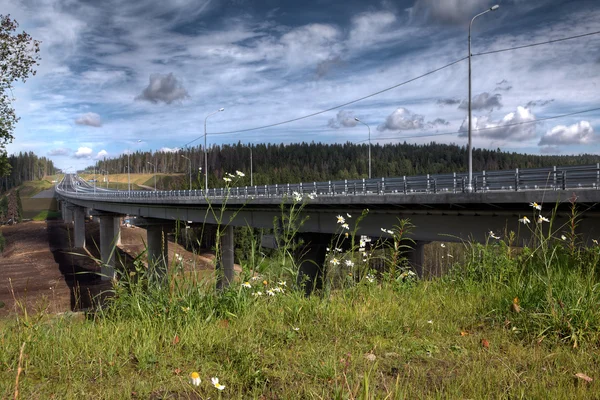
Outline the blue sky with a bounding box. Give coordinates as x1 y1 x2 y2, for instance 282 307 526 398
3 0 600 171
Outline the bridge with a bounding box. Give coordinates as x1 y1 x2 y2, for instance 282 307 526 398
55 164 600 286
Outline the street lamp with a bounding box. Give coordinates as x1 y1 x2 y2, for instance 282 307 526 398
354 117 371 179
128 139 142 197
181 155 191 190
147 161 157 191
243 144 253 186
467 4 499 192
204 108 225 190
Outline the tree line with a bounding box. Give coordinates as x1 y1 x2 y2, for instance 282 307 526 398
1 152 58 193
84 141 600 190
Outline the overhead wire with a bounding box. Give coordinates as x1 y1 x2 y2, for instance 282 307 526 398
181 29 600 146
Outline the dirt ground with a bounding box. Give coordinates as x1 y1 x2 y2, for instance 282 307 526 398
0 219 223 317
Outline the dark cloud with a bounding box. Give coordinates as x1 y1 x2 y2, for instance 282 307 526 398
135 73 189 104
48 148 71 156
328 110 358 128
494 79 512 91
316 56 342 78
428 118 450 127
526 99 554 108
378 108 424 131
458 92 502 111
538 121 595 146
75 112 102 127
436 98 461 106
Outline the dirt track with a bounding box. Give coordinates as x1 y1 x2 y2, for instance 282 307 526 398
0 220 220 317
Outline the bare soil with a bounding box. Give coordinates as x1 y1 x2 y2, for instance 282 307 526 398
0 220 222 317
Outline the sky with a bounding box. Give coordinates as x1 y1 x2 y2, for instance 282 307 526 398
2 0 600 171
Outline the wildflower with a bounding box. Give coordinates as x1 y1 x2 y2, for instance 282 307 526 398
272 286 284 293
335 248 342 253
292 327 300 331
341 223 349 230
266 289 275 296
529 202 542 210
345 259 354 267
223 177 232 182
292 191 302 202
226 172 235 178
358 247 365 252
337 215 346 224
262 280 268 286
330 258 340 266
427 320 433 324
235 170 245 177
252 291 263 297
561 235 567 240
344 232 349 238
308 192 316 200
518 216 530 224
346 213 352 218
447 254 453 258
250 276 261 281
489 231 500 240
278 280 286 287
387 229 394 235
440 243 446 248
366 274 375 283
537 215 549 223
593 239 599 245
190 372 201 386
211 377 225 391
242 282 251 288
181 306 190 312
326 247 330 252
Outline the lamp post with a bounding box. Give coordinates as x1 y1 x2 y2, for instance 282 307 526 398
181 155 191 190
354 117 372 179
127 139 142 197
243 145 253 186
467 4 499 192
147 161 157 191
204 108 225 190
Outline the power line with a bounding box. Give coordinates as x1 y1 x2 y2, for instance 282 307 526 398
183 57 468 145
473 30 600 56
365 106 600 143
183 30 600 146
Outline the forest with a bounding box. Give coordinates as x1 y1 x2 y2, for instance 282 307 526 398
0 152 57 193
84 141 600 189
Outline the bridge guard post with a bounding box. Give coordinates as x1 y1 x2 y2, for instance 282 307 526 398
71 205 86 248
407 240 429 278
296 233 331 295
216 225 235 290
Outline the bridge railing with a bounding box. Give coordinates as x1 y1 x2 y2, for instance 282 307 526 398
56 163 600 201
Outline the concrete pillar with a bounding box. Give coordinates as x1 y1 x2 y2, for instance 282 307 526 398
99 215 117 281
113 217 122 246
216 225 235 290
147 223 169 282
407 241 426 278
296 233 331 295
63 203 74 224
72 206 86 248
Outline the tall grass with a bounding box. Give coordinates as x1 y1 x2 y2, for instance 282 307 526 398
2 194 599 398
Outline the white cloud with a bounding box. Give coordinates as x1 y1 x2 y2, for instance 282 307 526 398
95 149 108 159
539 121 595 146
75 112 102 127
348 11 396 48
135 73 189 104
458 106 536 140
410 0 486 25
159 147 180 153
74 147 93 159
378 108 425 131
328 110 358 129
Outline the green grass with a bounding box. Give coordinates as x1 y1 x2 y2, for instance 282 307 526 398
1 199 599 398
31 210 61 221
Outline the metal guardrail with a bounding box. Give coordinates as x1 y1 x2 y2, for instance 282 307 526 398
56 163 600 201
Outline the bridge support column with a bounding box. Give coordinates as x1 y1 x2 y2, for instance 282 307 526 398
72 206 86 248
216 225 235 290
113 217 122 246
98 215 118 280
63 202 74 224
146 223 170 283
297 233 331 295
407 241 428 278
